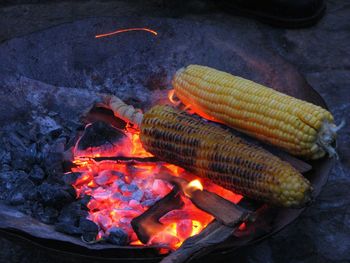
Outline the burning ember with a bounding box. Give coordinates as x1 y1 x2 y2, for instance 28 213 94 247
70 122 241 250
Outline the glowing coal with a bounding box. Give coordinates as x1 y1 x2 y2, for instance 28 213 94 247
70 121 241 250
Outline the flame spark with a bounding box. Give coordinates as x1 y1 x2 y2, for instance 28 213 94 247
95 27 158 39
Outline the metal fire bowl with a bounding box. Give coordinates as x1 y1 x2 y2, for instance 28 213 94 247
0 16 334 262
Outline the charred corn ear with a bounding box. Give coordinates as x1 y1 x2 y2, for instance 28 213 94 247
140 105 312 208
173 65 343 159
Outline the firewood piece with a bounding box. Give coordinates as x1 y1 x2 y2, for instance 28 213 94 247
190 190 251 227
76 121 127 151
156 172 251 226
160 220 237 263
131 186 184 244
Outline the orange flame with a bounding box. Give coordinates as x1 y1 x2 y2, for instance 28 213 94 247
188 179 203 191
167 89 181 106
95 27 158 39
184 179 203 198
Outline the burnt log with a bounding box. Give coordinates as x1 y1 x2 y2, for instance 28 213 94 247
131 186 184 244
155 171 254 263
190 190 251 227
156 171 252 226
76 121 127 152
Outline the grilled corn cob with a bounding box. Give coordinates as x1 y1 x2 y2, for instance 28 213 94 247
172 65 343 159
141 105 312 207
102 95 312 207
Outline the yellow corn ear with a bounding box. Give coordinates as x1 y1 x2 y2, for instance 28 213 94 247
173 65 341 159
140 105 312 208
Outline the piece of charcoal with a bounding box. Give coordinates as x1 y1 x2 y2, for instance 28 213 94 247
32 203 59 224
62 185 77 199
79 218 98 242
79 218 98 232
48 111 59 117
40 207 60 224
0 171 27 198
94 170 111 185
58 202 89 226
29 165 46 184
37 183 75 207
0 171 15 182
1 164 11 172
131 189 144 202
8 177 37 202
120 184 138 193
55 222 82 235
141 199 156 207
42 137 67 181
95 170 122 185
112 192 131 202
43 152 64 180
144 190 156 200
24 143 38 164
15 123 39 142
0 150 11 165
35 116 62 137
58 132 71 143
78 195 92 210
51 137 66 153
11 154 29 171
46 173 66 186
113 179 126 189
7 192 25 205
10 143 38 171
6 132 26 150
107 227 129 246
49 128 63 140
76 121 127 151
17 201 35 216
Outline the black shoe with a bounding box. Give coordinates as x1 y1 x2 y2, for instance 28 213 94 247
218 0 326 28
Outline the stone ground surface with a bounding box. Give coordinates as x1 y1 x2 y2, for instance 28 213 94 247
0 0 349 262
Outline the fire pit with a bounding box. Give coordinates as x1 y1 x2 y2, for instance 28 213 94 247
0 16 334 262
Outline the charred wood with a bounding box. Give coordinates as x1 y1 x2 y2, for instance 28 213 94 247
131 186 184 244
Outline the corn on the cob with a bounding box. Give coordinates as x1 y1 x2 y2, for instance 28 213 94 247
140 105 312 207
172 65 343 159
102 95 312 207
